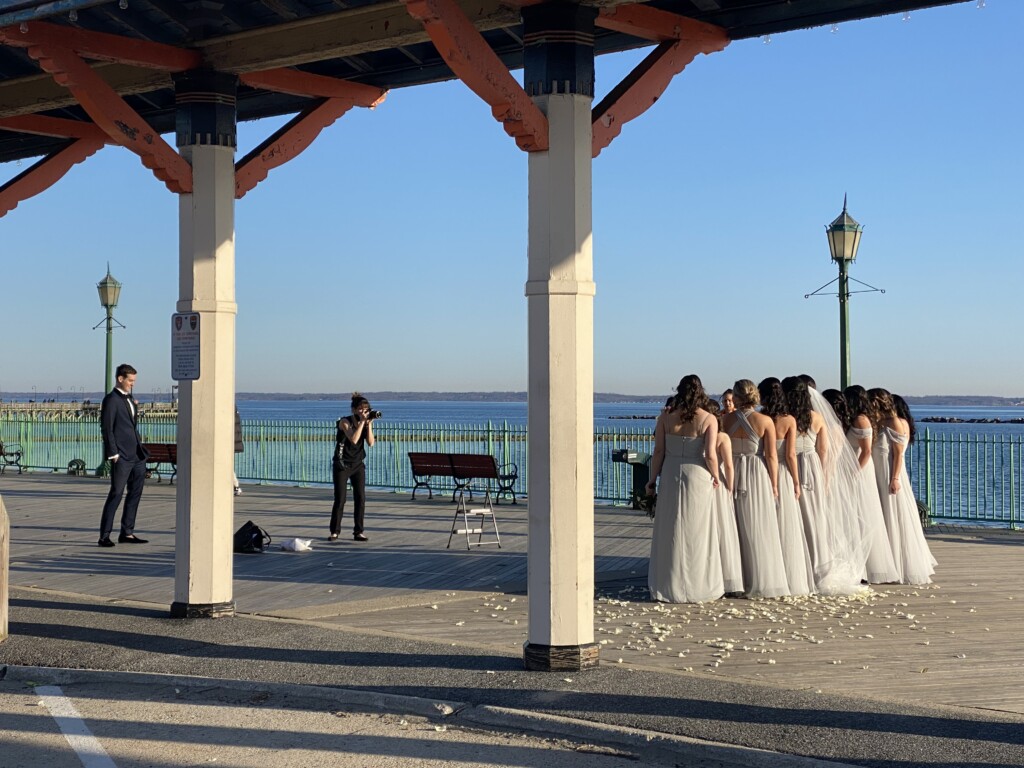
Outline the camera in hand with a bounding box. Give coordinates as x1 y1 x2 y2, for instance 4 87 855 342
368 409 383 420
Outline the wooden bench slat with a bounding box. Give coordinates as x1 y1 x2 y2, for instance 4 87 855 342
141 443 177 483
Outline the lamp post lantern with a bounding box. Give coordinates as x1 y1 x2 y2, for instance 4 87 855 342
94 265 125 396
805 197 883 390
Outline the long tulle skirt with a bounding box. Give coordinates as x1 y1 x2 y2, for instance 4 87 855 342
733 454 790 599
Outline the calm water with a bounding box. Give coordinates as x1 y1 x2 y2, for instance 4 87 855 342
235 400 1024 434
236 400 658 425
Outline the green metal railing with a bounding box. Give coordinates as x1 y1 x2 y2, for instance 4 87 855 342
906 429 1021 529
1 416 1020 527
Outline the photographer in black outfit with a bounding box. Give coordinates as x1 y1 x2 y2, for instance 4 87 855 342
329 393 379 542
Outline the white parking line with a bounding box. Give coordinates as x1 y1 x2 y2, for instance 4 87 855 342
35 686 117 768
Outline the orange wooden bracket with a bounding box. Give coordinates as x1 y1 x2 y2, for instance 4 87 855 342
403 0 548 152
21 38 192 193
234 70 387 199
0 21 201 70
241 69 386 108
235 98 355 200
0 137 104 217
592 8 729 157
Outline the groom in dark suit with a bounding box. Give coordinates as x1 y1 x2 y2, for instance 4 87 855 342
98 363 151 547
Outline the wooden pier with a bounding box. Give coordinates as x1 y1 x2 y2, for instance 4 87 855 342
0 472 1022 715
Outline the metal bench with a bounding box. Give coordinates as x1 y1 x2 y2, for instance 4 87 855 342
141 443 177 483
0 441 22 475
407 451 518 505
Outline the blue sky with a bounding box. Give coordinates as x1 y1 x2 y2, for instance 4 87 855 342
1 1 1021 398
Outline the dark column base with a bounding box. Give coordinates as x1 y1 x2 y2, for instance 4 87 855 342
170 600 235 619
524 641 599 671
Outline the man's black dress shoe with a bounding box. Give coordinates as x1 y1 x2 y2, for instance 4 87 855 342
353 533 368 542
98 537 115 548
118 534 148 544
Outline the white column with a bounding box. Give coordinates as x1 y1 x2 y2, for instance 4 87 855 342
170 69 238 618
171 142 236 617
524 90 597 670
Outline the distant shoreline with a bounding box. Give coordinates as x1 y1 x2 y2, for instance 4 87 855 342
236 393 1024 407
3 391 1023 407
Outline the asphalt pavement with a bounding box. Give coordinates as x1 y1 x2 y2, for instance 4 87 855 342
2 587 1022 768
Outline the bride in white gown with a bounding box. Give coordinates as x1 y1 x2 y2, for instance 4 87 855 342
785 378 838 589
804 377 871 595
844 385 901 584
646 375 724 603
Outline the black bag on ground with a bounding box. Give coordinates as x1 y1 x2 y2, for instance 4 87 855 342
233 520 271 553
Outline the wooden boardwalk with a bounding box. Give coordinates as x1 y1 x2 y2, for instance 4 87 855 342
2 473 1023 716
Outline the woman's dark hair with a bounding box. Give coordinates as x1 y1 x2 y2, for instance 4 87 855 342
671 374 706 421
704 398 721 417
781 376 812 433
798 374 817 390
892 393 916 444
844 385 876 426
822 388 852 433
757 377 788 419
351 391 370 411
867 387 897 420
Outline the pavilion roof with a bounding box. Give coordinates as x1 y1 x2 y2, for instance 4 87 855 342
0 0 968 163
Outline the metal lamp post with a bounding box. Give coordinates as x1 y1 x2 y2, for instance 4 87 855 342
94 265 124 395
827 200 862 389
805 197 882 390
93 265 125 476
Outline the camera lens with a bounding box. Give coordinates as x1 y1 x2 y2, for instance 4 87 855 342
369 409 383 420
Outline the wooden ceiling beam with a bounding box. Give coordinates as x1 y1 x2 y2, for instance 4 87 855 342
0 63 170 119
0 20 202 70
195 0 522 72
0 113 110 141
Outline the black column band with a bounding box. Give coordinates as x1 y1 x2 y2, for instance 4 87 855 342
174 70 238 149
522 3 597 98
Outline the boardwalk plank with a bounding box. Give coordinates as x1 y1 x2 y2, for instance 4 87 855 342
2 474 1024 714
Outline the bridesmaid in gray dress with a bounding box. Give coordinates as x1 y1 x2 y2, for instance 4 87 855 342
721 379 790 599
759 378 815 595
868 388 937 585
706 398 744 595
645 375 724 603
